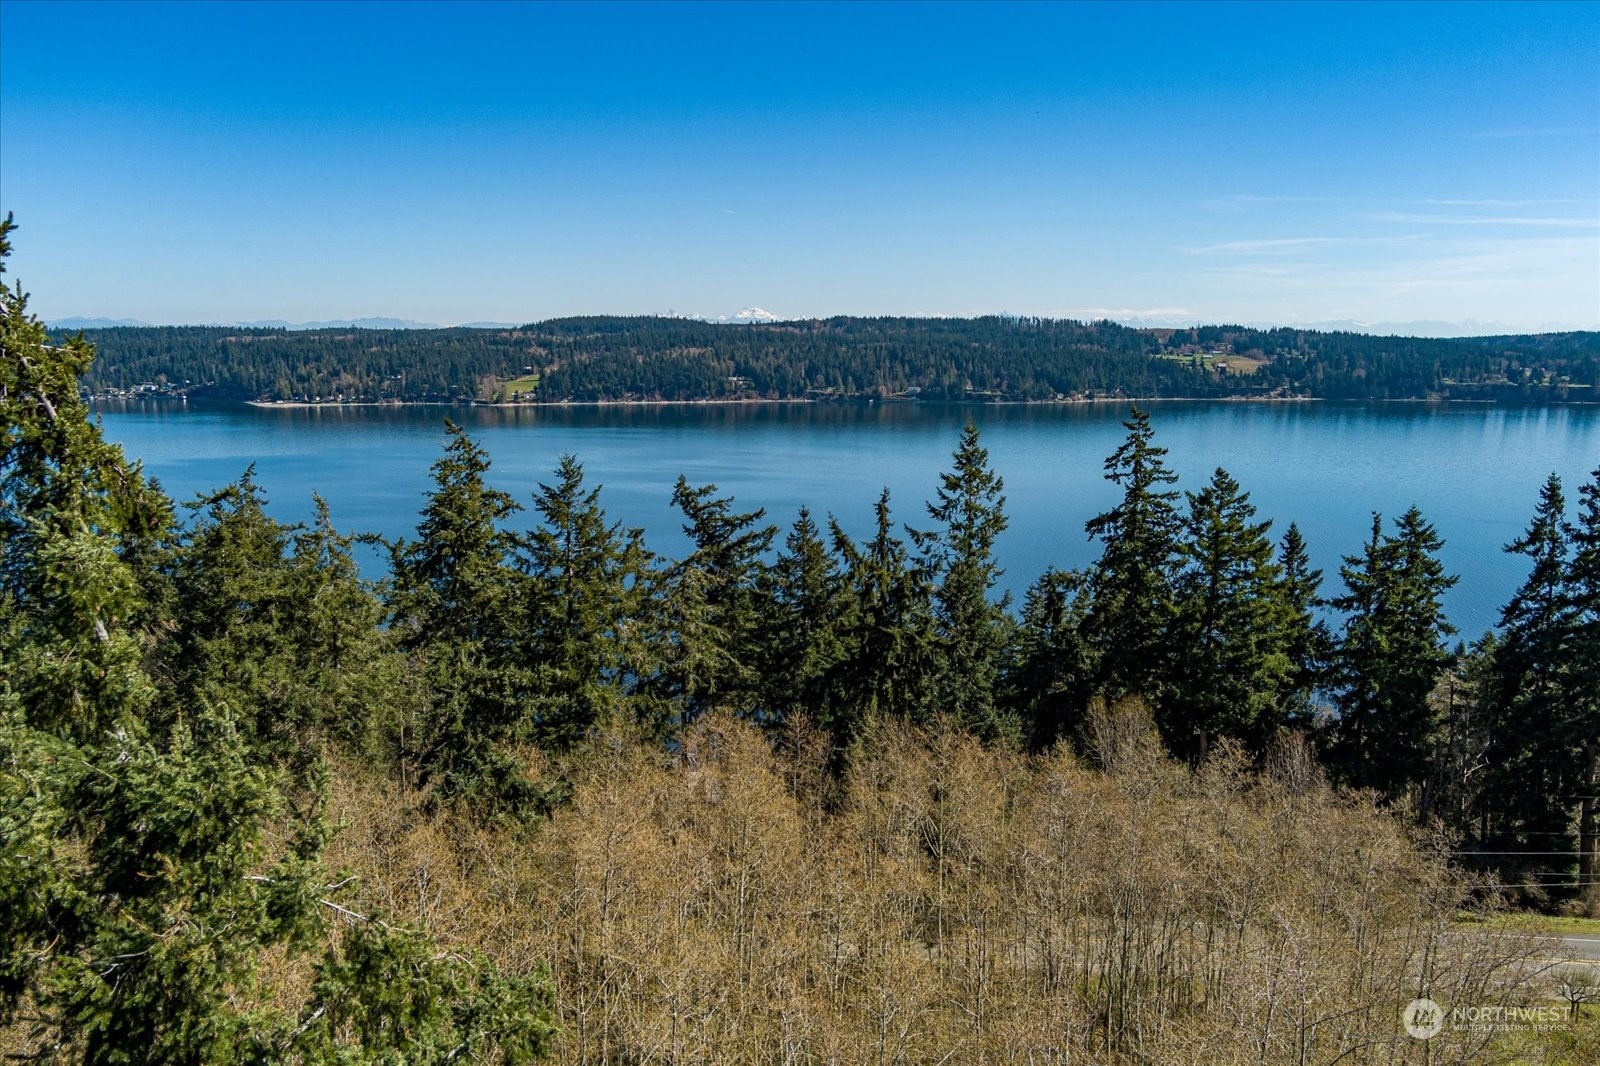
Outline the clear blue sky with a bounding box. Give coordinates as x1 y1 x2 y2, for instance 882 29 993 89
2 0 1596 332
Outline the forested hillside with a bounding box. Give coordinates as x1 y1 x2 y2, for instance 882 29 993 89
70 317 1600 404
9 218 1599 1061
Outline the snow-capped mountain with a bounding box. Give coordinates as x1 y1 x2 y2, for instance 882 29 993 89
233 317 444 330
47 317 154 329
654 307 784 324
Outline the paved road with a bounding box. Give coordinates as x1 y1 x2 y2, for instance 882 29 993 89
1556 935 1600 963
1466 930 1600 969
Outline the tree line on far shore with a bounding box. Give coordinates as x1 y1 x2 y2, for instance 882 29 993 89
70 315 1600 405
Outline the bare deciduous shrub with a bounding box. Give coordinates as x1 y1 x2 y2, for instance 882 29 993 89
316 714 1542 1064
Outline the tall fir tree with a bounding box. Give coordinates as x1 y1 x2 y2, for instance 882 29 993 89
760 507 851 730
283 497 404 756
518 454 651 750
166 473 376 771
830 489 939 729
0 218 173 743
386 422 532 808
909 424 1015 742
1480 474 1579 881
1004 567 1096 751
1082 407 1182 703
652 477 775 722
1276 522 1329 725
1325 508 1458 799
169 475 289 729
1165 467 1292 755
1566 466 1600 909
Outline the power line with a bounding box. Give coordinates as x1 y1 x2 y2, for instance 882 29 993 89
1449 851 1587 856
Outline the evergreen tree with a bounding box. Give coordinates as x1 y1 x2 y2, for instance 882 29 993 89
1276 522 1329 723
386 422 531 808
1165 467 1291 755
1 214 173 743
1 217 556 1060
519 454 650 750
830 489 939 728
169 473 329 766
1479 475 1578 873
1325 508 1458 798
283 497 405 756
653 477 775 721
909 424 1014 742
1566 467 1600 908
1082 407 1182 702
761 507 850 729
1005 567 1095 751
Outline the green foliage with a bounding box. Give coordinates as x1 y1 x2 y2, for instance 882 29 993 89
518 455 651 750
1570 468 1600 744
169 479 402 772
1082 406 1182 702
1462 468 1600 901
651 477 776 721
385 422 534 809
1163 467 1294 754
1325 508 1458 796
909 423 1015 742
1482 476 1577 859
760 508 851 735
0 698 76 1016
1275 522 1330 723
1 218 557 1061
71 317 1600 404
829 490 939 728
1006 567 1095 751
1 215 174 743
292 922 556 1065
32 711 320 1063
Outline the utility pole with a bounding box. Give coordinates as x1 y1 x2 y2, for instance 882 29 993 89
1582 737 1598 915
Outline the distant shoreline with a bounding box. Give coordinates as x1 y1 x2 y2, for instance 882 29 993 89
237 395 1320 409
86 393 1598 409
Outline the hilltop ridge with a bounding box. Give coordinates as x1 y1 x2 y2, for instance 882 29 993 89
70 315 1600 405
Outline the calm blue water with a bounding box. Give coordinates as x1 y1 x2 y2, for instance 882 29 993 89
94 400 1600 639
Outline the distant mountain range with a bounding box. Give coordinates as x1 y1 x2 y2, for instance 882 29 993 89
1276 318 1567 339
1064 314 1593 338
48 317 156 330
48 312 789 331
649 307 783 324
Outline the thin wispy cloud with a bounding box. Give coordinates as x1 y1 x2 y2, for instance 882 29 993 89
1367 212 1600 228
1208 195 1596 214
1194 236 1600 326
1049 306 1198 322
1425 198 1592 208
1186 235 1426 255
1203 262 1315 280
